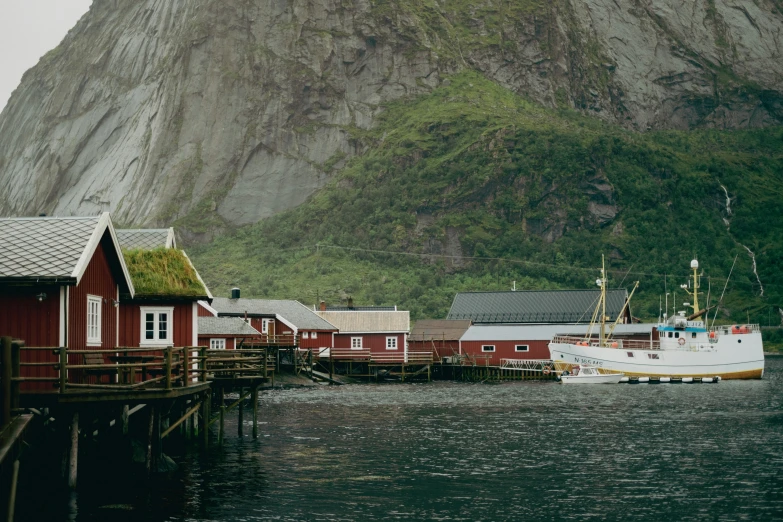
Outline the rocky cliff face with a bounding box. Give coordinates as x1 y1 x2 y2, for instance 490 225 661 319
0 0 781 236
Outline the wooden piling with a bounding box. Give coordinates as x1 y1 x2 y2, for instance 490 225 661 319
252 385 259 439
146 405 154 474
122 405 129 436
238 388 244 437
68 412 79 489
1 336 11 428
219 389 225 445
7 459 19 522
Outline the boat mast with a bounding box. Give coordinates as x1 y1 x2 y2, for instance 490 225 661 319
600 255 607 347
683 259 701 320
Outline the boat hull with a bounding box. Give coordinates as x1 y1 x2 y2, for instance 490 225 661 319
549 333 765 380
560 373 624 384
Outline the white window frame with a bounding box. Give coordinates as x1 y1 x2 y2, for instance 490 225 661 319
482 345 495 352
311 332 318 339
515 345 529 352
210 338 226 350
351 337 363 349
302 331 309 339
140 307 174 346
386 336 398 350
87 295 102 346
261 318 270 334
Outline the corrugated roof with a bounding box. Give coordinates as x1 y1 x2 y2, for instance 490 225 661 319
116 229 176 250
0 213 134 295
198 316 261 336
447 289 630 324
460 323 654 342
211 298 338 331
315 311 410 333
410 320 472 341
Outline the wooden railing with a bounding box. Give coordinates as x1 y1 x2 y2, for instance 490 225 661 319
8 343 212 393
204 348 271 380
305 348 433 364
243 334 299 347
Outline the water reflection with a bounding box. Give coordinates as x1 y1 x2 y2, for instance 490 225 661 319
15 359 783 521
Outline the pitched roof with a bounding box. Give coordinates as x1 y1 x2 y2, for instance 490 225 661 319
198 316 261 336
315 310 410 333
0 213 134 294
116 228 176 250
409 320 472 341
325 305 397 311
460 323 654 342
211 298 338 331
122 248 210 299
446 289 630 324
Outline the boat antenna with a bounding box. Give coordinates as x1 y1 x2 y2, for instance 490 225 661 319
711 254 738 329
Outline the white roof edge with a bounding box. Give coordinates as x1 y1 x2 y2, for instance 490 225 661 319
71 213 135 297
182 251 212 299
275 314 298 334
198 300 218 316
167 228 177 248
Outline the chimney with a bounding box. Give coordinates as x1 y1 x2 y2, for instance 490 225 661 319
319 301 326 312
347 296 354 310
231 287 240 299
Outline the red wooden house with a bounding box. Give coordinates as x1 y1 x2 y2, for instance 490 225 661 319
198 292 337 350
459 324 655 366
315 308 410 361
408 320 471 362
197 316 261 350
116 228 212 349
0 213 135 389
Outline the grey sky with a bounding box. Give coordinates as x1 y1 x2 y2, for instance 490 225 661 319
0 1 92 112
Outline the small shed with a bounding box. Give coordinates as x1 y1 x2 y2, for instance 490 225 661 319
408 320 472 361
197 316 261 350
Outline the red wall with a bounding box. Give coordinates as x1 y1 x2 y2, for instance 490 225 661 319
299 330 335 349
334 333 406 353
118 302 195 347
408 340 460 361
197 304 214 317
68 239 118 351
460 340 550 365
0 285 61 390
198 336 238 350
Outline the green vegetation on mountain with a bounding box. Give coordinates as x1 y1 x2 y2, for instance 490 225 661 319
190 72 783 332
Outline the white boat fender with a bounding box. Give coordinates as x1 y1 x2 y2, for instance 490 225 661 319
619 377 629 383
638 377 650 383
682 377 694 383
660 377 671 383
702 377 713 383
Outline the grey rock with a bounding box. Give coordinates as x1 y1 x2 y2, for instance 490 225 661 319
0 0 781 233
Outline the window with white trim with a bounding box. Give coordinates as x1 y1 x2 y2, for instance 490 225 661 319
140 307 174 346
515 345 529 352
302 332 309 339
351 337 363 349
482 345 495 352
386 337 398 350
87 296 102 345
261 319 270 334
210 338 226 350
311 332 318 339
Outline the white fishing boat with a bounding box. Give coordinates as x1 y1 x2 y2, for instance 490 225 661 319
559 364 624 384
548 258 765 380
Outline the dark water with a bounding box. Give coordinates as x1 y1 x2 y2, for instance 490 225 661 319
18 358 783 521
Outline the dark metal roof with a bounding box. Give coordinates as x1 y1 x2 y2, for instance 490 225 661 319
198 316 261 336
409 320 472 342
446 289 630 324
211 298 338 331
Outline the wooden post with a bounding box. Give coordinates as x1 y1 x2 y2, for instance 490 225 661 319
165 347 173 390
146 405 154 474
122 405 129 436
10 340 20 412
1 337 11 428
252 385 259 439
7 459 20 522
59 346 67 393
68 412 79 489
309 350 313 381
238 387 244 437
201 391 210 447
329 352 333 383
219 389 225 446
182 347 190 387
263 348 268 380
199 347 207 382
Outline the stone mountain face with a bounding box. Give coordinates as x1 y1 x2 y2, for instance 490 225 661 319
0 0 781 237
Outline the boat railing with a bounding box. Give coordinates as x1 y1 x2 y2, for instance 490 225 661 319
551 335 661 351
710 324 761 336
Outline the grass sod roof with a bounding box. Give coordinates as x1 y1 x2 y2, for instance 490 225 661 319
122 248 208 298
